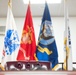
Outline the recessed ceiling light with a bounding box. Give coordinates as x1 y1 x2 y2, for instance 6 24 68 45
23 0 62 4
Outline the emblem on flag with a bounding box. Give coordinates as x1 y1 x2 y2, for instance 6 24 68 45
39 21 54 45
4 30 19 55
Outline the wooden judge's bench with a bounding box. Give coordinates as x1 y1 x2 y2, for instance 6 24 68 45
0 61 76 75
0 71 76 75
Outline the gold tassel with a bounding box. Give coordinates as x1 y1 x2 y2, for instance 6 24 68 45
0 63 5 71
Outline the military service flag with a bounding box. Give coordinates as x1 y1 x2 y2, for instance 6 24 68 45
63 0 73 70
1 2 20 67
17 3 36 60
35 3 58 70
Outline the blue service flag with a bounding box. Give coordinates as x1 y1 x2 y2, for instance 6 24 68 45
36 3 58 70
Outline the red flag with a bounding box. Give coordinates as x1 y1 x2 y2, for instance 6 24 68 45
17 4 36 60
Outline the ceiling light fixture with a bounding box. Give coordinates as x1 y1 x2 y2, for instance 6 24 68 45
23 0 62 4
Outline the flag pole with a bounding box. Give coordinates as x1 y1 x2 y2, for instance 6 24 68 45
8 0 12 8
29 0 30 4
64 0 68 70
9 0 12 4
45 0 47 3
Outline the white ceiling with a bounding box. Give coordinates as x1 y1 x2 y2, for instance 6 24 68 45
0 0 76 17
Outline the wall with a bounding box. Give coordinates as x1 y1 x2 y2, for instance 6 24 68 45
0 17 76 64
